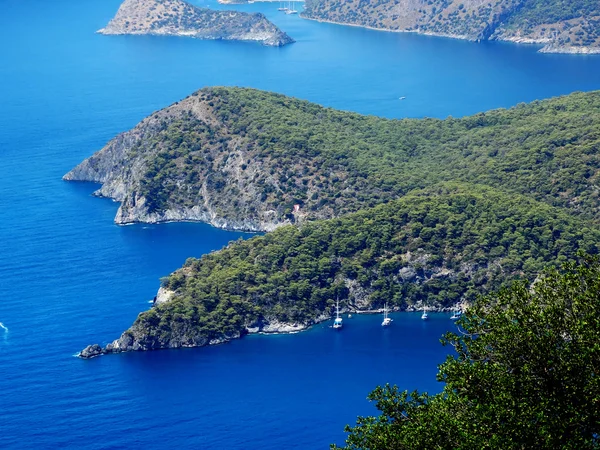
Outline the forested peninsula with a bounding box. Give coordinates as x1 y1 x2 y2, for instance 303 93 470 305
98 0 294 47
70 88 600 357
302 0 600 54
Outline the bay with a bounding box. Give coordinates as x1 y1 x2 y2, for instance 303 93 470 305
0 0 599 447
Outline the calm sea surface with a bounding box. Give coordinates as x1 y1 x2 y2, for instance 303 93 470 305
1 0 599 447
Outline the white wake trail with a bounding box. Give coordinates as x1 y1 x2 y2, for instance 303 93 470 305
0 322 8 333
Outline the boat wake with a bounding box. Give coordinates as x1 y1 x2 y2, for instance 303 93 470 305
0 322 8 343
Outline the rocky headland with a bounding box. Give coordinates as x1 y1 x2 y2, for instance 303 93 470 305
302 0 600 54
79 265 469 360
64 88 600 234
98 0 294 46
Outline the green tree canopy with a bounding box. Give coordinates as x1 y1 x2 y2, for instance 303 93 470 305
336 255 600 449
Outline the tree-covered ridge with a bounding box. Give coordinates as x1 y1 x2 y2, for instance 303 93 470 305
80 87 600 231
158 87 600 223
335 256 600 449
117 185 599 351
302 0 600 52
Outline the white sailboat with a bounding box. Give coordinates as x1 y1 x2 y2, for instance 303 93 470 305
382 303 392 327
286 0 298 14
421 308 429 320
278 0 288 11
333 298 343 330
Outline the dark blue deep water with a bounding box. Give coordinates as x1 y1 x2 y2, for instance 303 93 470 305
1 0 600 447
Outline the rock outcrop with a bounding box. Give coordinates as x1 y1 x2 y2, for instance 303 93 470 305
79 344 103 359
63 89 296 232
98 0 294 47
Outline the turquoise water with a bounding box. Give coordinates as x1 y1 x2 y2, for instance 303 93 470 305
1 0 599 447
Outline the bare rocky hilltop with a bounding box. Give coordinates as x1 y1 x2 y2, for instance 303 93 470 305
98 0 294 46
302 0 600 54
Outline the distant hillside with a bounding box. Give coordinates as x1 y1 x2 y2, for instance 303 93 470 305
302 0 600 54
65 87 600 232
99 0 294 46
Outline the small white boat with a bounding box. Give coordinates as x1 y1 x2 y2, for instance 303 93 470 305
348 314 352 318
421 309 429 320
382 303 392 327
399 96 406 100
333 298 343 330
284 0 297 13
450 309 462 320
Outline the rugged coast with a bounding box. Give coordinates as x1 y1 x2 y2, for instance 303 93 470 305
65 88 600 233
98 0 294 46
79 280 467 359
302 0 600 54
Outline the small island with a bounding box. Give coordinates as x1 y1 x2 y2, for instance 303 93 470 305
98 0 294 47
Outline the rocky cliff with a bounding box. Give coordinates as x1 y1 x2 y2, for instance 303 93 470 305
302 0 600 54
98 0 294 46
63 89 310 232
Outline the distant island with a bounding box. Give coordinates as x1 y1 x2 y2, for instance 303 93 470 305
98 0 294 47
302 0 600 54
69 87 600 357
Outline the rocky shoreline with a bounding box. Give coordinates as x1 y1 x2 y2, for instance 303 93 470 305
300 14 598 55
112 201 287 232
77 301 465 359
78 317 322 359
300 15 471 42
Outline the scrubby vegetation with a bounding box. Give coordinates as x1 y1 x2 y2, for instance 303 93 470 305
334 256 600 449
134 87 600 225
100 0 292 46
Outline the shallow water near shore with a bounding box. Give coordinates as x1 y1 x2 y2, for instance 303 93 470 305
1 0 600 447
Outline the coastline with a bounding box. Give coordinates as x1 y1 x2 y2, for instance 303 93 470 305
300 14 599 55
300 14 471 42
78 304 465 359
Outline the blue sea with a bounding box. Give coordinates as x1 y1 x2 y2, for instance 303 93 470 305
1 0 599 447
